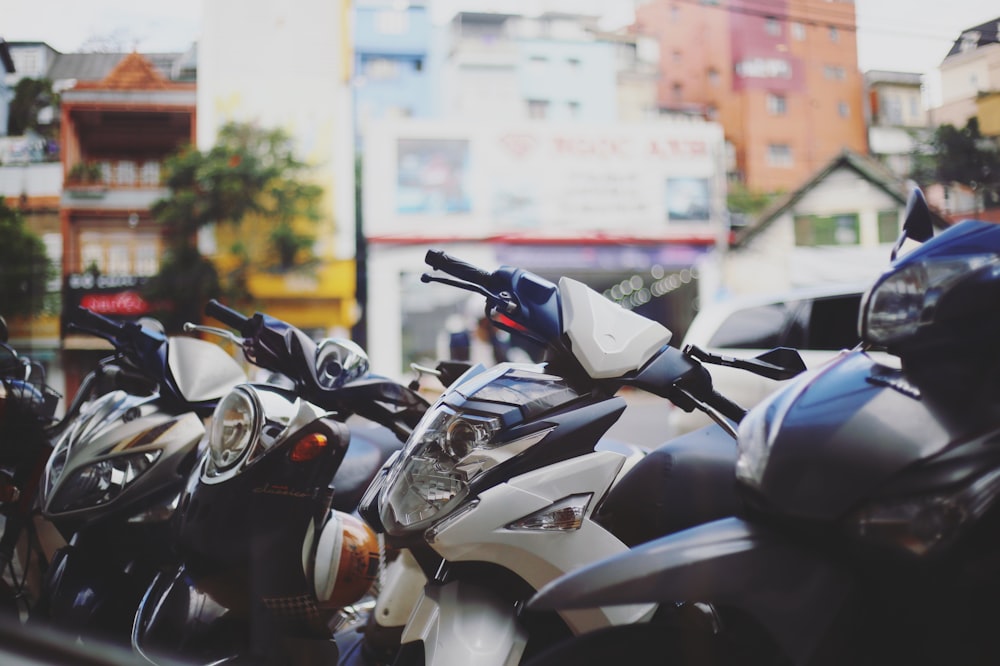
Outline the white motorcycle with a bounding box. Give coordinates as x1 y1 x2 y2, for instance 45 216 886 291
338 250 804 666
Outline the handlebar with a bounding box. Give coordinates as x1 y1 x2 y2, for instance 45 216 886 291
70 306 127 338
205 299 250 332
424 250 497 290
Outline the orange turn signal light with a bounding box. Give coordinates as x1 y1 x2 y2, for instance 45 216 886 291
289 432 329 462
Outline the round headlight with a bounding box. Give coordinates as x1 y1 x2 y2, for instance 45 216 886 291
209 387 260 470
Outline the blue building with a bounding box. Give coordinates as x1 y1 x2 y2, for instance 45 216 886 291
352 1 436 149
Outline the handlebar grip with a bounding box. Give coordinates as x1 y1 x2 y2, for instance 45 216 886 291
424 250 494 287
71 306 125 337
706 390 747 425
205 299 249 330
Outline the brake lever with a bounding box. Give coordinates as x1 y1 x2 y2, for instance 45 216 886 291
420 272 497 301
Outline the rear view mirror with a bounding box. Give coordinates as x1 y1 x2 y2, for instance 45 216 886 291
891 189 934 261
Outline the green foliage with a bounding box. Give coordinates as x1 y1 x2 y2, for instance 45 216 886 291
912 118 1000 208
7 78 58 139
141 243 221 333
0 198 54 319
144 121 325 330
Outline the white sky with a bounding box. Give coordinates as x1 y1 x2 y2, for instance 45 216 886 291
1 0 996 95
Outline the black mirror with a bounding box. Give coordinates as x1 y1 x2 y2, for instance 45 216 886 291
891 188 934 260
0 316 7 344
748 348 807 380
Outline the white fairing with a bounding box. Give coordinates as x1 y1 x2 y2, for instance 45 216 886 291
559 277 672 379
167 336 246 403
425 450 654 635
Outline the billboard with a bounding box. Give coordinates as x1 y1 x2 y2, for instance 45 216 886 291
364 119 726 241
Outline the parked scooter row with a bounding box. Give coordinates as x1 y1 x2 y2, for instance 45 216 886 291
14 186 994 666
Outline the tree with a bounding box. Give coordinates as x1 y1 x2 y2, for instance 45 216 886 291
143 122 323 332
7 78 59 143
0 198 54 319
912 118 1000 209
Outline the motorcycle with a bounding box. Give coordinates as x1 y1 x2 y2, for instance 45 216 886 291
0 323 61 618
131 300 430 666
343 249 805 666
33 306 247 642
526 189 1000 665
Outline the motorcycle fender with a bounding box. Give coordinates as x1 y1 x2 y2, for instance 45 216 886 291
372 547 427 629
529 517 852 666
400 580 528 666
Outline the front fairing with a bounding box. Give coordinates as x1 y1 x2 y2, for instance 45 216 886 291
376 362 616 538
173 384 350 565
742 351 978 521
41 389 205 526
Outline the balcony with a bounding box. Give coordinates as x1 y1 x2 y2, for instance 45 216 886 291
64 159 168 206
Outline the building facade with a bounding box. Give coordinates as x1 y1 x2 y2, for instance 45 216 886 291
634 0 868 192
933 17 1000 132
864 70 929 179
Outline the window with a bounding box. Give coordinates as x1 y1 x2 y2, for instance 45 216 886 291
877 210 899 243
828 26 839 42
527 99 550 119
672 50 682 63
80 238 105 273
567 101 581 118
566 57 581 68
838 101 849 118
766 93 787 115
365 57 400 80
709 303 791 349
824 65 846 80
791 22 806 40
140 161 160 186
707 68 720 86
375 9 409 35
793 213 860 246
766 143 793 167
108 244 130 275
672 82 683 103
804 295 862 350
135 239 159 276
765 18 780 36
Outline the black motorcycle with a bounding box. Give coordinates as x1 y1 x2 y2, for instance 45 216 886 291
132 300 429 665
34 306 247 643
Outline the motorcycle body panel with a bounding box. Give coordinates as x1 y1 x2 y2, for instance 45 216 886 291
426 450 652 633
530 516 852 666
401 580 529 666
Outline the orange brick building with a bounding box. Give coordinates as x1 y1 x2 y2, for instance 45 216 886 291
634 0 867 193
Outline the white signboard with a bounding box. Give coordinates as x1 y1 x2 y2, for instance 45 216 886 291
363 119 726 241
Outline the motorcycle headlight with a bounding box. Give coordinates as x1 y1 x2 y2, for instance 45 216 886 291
848 467 1000 558
379 365 570 537
860 254 999 347
46 450 162 513
208 387 260 471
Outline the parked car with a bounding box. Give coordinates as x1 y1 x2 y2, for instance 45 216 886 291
669 284 883 435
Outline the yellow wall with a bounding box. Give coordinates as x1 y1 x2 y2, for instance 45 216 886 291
977 93 1000 137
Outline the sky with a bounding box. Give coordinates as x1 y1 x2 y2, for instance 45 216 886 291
1 0 997 92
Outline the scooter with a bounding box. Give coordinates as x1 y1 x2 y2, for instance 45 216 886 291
131 300 430 665
33 306 247 643
343 250 805 665
527 190 1000 665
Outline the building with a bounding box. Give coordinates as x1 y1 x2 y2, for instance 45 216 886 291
710 149 948 303
199 0 357 336
633 0 868 193
864 70 929 179
933 17 1000 130
353 0 435 143
58 52 196 395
